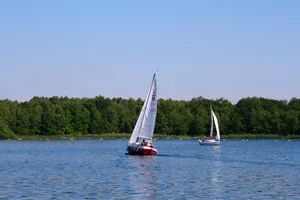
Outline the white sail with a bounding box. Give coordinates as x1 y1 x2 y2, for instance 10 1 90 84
128 74 157 144
210 106 214 139
212 110 220 141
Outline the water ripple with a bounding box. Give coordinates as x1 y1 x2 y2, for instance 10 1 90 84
0 139 299 199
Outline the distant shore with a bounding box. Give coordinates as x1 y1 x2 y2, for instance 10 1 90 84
2 133 299 140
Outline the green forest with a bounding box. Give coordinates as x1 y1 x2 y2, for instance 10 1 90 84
0 96 300 139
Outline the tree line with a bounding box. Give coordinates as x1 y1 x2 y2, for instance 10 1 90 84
0 96 299 139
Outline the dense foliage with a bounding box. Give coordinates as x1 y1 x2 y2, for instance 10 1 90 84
0 96 299 138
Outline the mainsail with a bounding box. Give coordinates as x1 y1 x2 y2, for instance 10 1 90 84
210 106 214 139
128 74 158 144
212 109 220 141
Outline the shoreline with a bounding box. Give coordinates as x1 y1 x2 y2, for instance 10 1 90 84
2 133 300 140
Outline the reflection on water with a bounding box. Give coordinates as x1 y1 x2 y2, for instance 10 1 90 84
126 155 158 199
209 146 222 198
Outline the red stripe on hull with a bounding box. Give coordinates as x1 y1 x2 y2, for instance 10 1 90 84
141 148 157 155
127 146 157 155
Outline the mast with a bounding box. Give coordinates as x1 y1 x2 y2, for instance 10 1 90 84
210 105 214 139
137 73 156 139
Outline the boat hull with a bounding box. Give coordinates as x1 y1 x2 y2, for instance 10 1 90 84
199 139 220 146
127 145 157 155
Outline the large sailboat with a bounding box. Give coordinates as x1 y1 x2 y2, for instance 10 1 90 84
199 106 220 146
126 73 158 155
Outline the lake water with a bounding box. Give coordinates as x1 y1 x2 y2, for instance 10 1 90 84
0 139 299 199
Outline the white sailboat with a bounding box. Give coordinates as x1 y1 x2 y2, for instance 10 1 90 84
127 73 158 155
199 106 220 146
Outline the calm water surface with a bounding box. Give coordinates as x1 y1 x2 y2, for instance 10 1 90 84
0 139 299 199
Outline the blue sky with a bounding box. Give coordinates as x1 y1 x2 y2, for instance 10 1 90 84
0 0 299 103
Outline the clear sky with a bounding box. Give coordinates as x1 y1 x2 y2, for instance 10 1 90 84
1 0 299 103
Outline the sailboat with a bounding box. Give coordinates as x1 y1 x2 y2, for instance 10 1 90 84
126 73 158 155
199 106 220 146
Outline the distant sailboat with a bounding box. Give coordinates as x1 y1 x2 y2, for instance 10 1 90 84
126 74 158 155
199 106 220 146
